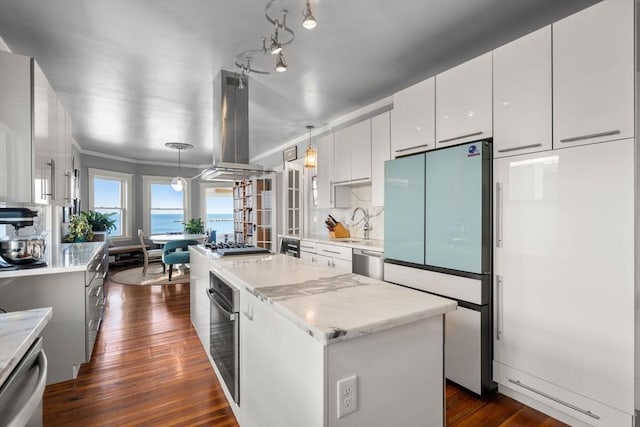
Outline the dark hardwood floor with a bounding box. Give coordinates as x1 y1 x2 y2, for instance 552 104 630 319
44 270 567 427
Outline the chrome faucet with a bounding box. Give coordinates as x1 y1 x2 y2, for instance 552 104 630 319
351 207 371 240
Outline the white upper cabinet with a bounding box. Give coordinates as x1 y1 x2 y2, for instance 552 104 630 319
0 52 33 203
493 26 552 158
391 77 435 157
371 112 390 207
332 127 351 184
333 119 371 184
316 133 334 209
436 52 492 148
552 0 634 148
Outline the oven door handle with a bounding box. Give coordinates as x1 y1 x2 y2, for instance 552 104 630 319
206 288 236 321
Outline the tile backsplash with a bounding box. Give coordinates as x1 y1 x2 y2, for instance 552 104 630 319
307 184 384 240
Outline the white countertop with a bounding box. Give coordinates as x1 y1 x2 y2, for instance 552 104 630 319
194 246 455 345
0 307 52 385
0 241 105 279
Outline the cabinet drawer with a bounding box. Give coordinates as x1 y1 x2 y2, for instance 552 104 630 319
299 240 317 253
494 362 633 427
316 243 352 262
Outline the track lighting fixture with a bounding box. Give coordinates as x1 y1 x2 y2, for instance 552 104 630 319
233 0 317 77
302 0 316 29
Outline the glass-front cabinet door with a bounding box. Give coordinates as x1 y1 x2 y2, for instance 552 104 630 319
384 153 425 264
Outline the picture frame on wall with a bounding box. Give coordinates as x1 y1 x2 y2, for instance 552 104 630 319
283 146 297 162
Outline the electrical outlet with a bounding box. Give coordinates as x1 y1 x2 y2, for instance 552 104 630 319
337 375 357 418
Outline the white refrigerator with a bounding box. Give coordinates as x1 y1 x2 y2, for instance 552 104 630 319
493 139 635 425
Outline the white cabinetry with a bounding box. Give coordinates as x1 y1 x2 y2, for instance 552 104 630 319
493 140 635 426
189 247 211 352
0 52 34 203
240 288 325 427
238 285 446 427
316 133 350 209
316 243 352 272
436 52 492 147
0 245 108 384
371 112 390 207
300 239 318 264
0 51 70 205
390 77 435 157
333 119 371 184
316 133 333 209
493 26 551 157
552 0 634 148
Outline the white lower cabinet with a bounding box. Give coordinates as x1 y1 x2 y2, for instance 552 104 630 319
317 243 352 273
189 248 211 351
240 288 324 427
0 247 107 384
239 286 446 427
493 140 635 426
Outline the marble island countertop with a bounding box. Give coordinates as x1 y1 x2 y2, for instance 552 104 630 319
0 307 52 385
195 246 456 345
0 241 105 279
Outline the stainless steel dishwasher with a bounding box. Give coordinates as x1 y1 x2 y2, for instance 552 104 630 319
352 248 384 280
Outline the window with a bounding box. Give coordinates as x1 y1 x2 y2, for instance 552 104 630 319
88 169 132 239
200 184 233 243
143 176 189 234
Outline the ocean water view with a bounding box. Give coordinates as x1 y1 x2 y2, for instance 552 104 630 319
151 213 234 241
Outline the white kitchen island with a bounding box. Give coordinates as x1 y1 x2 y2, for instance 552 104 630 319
190 246 456 427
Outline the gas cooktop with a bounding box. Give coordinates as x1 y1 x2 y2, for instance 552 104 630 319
204 242 270 256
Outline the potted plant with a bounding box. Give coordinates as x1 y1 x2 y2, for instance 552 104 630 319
184 218 204 235
65 214 94 243
81 210 117 241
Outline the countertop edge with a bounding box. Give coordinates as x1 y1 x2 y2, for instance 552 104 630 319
0 307 53 385
210 255 456 346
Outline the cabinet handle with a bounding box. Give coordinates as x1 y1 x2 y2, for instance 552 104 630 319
497 143 542 153
560 129 620 143
507 379 600 420
438 131 483 144
44 159 55 198
322 249 341 255
496 182 503 248
496 275 503 341
301 245 314 249
331 260 336 268
327 260 332 267
242 306 254 321
49 159 56 199
395 143 429 153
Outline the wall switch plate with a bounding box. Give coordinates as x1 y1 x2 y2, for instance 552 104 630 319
337 375 357 418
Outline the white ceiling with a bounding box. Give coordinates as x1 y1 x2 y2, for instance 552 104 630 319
0 0 598 166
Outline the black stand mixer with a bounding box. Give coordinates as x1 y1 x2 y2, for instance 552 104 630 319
0 208 48 270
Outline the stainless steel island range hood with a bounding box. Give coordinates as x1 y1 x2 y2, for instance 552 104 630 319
198 69 271 181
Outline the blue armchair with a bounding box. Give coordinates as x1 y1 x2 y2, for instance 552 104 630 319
162 239 199 281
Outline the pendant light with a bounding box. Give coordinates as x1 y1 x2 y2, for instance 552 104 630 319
302 0 317 30
303 125 317 168
165 142 194 192
275 51 287 72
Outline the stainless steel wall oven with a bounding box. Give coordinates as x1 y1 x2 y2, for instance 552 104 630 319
208 271 240 404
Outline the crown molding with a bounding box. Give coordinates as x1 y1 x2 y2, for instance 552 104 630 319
250 95 393 163
79 148 208 169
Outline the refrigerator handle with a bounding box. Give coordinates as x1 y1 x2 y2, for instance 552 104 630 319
496 275 503 340
496 182 503 248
